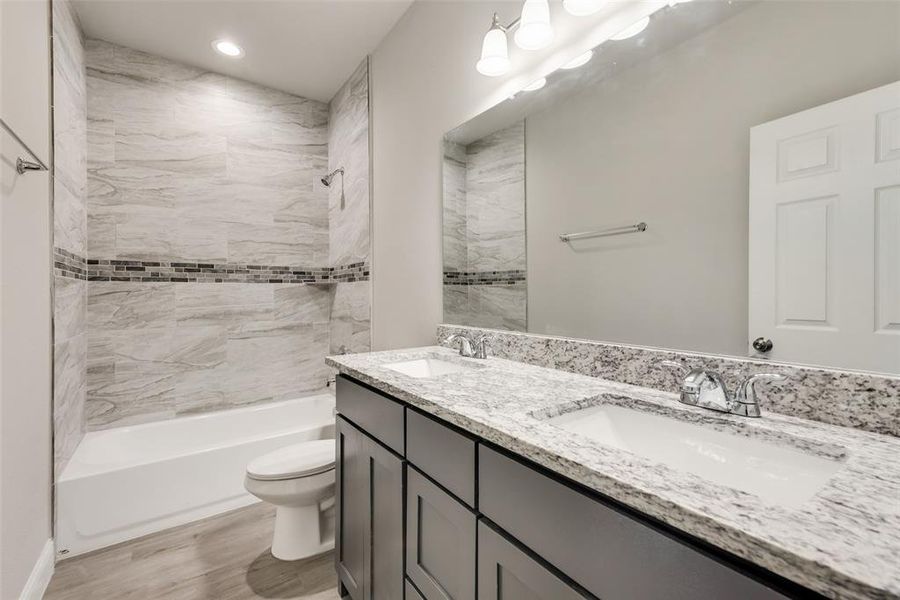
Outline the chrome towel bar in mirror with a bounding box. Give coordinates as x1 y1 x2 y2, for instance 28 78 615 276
559 222 647 242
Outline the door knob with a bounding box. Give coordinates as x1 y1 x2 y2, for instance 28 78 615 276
752 337 773 353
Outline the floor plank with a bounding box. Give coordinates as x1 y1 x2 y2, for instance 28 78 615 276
45 503 341 600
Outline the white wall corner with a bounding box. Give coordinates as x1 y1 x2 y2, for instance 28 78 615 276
18 539 54 600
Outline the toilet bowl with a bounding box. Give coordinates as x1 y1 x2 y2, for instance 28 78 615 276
244 439 336 561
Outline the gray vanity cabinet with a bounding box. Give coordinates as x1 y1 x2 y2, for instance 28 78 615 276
406 467 477 600
477 521 588 600
335 416 404 600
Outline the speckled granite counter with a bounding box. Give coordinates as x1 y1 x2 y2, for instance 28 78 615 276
327 346 900 600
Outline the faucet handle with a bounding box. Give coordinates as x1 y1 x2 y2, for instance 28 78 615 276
473 335 491 359
733 373 786 417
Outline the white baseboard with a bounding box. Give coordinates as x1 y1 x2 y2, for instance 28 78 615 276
19 539 54 600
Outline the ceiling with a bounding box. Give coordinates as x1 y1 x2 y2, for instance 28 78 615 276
73 0 414 102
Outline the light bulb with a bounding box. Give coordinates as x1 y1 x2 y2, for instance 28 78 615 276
561 50 593 70
212 39 244 58
610 16 650 41
514 0 554 50
476 27 510 76
563 0 604 16
522 77 546 92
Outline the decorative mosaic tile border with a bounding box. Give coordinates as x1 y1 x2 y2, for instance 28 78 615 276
86 259 369 283
443 269 526 286
54 247 88 280
437 324 900 437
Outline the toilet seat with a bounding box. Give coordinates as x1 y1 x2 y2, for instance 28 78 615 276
246 440 335 481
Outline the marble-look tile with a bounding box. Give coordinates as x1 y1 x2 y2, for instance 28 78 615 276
273 284 333 323
328 59 370 267
442 285 469 326
465 283 527 331
436 324 900 437
52 0 88 474
54 275 87 344
465 121 526 271
88 282 176 330
330 282 371 354
85 38 330 264
227 223 326 266
54 334 86 475
442 139 468 271
175 283 274 328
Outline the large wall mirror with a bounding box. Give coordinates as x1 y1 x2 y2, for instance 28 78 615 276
442 0 900 374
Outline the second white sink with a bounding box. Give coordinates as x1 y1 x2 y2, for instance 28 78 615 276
548 403 844 508
384 357 475 378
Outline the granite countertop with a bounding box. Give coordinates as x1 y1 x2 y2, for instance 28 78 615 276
326 346 900 600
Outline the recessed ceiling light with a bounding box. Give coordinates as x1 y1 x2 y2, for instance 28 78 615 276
610 16 650 41
522 77 547 92
212 39 244 58
561 50 593 70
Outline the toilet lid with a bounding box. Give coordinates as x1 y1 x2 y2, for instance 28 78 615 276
246 440 335 481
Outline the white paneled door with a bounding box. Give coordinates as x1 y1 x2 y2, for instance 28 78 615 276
749 81 900 374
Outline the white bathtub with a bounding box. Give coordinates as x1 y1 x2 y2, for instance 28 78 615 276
57 393 335 558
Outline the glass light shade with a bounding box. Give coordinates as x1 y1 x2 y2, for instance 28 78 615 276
561 50 593 69
212 39 244 57
514 0 554 50
610 16 650 41
563 0 604 16
476 28 511 76
522 77 547 92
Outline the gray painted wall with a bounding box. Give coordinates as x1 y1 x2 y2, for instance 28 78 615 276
525 0 900 356
1 0 53 596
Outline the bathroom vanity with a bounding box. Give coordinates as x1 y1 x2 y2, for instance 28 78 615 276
327 347 900 600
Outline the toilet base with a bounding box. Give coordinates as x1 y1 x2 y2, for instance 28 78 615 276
271 502 335 561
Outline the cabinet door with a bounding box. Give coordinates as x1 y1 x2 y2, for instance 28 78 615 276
478 521 588 600
336 416 405 600
336 417 367 600
406 467 476 600
367 433 404 600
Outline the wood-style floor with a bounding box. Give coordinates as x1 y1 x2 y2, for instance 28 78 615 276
44 503 341 600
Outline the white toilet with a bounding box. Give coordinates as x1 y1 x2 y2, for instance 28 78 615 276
244 439 336 561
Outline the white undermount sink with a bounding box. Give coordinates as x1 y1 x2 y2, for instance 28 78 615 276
384 357 475 378
548 403 845 508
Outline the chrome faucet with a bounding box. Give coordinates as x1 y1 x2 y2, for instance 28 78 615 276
660 361 785 418
442 333 490 359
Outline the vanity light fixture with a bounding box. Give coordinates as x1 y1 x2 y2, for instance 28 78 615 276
563 0 605 17
609 16 650 40
522 77 547 92
212 39 244 58
515 0 555 50
476 14 512 76
561 50 594 69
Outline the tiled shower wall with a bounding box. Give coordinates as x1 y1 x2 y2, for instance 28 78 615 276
78 40 369 430
52 0 88 473
328 60 371 356
443 121 526 331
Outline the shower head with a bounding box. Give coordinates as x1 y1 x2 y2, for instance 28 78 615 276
321 167 344 187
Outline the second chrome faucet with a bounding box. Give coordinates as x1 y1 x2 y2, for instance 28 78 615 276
660 361 785 418
443 333 491 359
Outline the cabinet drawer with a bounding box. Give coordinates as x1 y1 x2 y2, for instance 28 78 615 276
478 520 588 600
406 467 476 600
336 375 405 455
406 409 476 507
479 447 788 600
